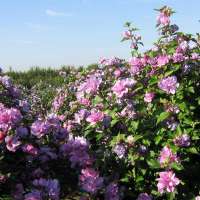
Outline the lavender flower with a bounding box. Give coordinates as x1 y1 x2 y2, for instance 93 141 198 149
113 144 126 159
158 76 179 94
79 168 104 194
173 134 190 147
105 182 120 200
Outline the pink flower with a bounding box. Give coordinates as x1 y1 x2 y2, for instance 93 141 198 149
158 76 179 94
86 110 104 125
144 92 155 103
5 135 21 152
157 55 169 67
191 53 200 60
129 57 143 75
77 75 102 97
159 146 178 167
22 144 38 156
112 78 136 98
195 196 200 200
123 30 132 39
157 12 170 26
79 98 91 106
114 69 122 78
157 171 180 193
79 168 104 194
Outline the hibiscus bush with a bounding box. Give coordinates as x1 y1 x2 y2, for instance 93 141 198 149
0 6 200 200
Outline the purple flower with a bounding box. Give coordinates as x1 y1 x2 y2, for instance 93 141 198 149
77 75 102 97
157 171 180 194
0 104 22 132
137 193 152 200
173 53 185 63
60 136 92 168
24 191 42 200
113 144 126 159
158 76 179 94
16 126 29 138
74 109 89 124
79 168 104 194
31 120 50 138
129 57 143 75
105 182 120 200
32 178 60 200
38 147 57 163
0 75 12 88
173 134 190 147
166 117 178 131
19 100 30 112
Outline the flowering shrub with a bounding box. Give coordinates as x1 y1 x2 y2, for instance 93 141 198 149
1 6 200 200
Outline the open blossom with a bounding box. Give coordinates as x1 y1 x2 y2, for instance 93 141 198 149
158 76 179 94
105 182 120 200
129 57 144 75
31 120 50 138
157 55 169 67
159 146 178 166
157 12 170 26
32 178 60 200
114 69 122 78
177 41 188 53
157 171 180 193
5 135 21 152
173 134 190 147
173 52 185 63
78 98 91 106
123 30 132 39
144 92 155 103
137 193 152 200
74 109 89 124
0 103 22 132
60 136 92 168
0 75 13 88
79 168 104 194
52 93 66 111
195 196 200 200
112 78 136 98
86 110 104 125
113 144 126 159
77 75 102 97
191 52 200 60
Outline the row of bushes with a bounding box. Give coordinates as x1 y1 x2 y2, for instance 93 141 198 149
0 6 200 200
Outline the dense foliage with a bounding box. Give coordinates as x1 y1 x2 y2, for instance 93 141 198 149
0 6 200 200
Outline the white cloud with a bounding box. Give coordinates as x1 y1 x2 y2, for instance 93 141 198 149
25 22 49 32
45 9 72 17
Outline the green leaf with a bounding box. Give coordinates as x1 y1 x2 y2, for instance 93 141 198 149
147 159 160 169
157 112 170 124
187 147 198 154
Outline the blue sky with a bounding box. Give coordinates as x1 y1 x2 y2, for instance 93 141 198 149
0 0 199 71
